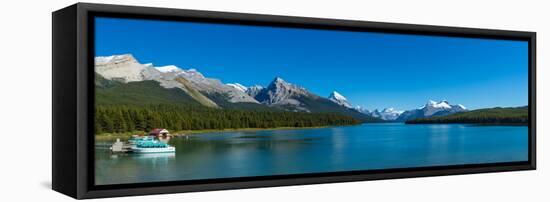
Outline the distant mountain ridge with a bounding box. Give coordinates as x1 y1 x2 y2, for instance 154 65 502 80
395 100 468 122
324 91 404 121
352 100 468 121
368 108 404 121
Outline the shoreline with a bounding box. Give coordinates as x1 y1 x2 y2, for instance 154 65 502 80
95 125 332 141
405 122 528 126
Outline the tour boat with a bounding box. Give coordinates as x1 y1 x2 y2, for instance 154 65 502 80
130 136 176 153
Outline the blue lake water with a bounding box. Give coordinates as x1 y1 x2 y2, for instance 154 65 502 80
95 123 528 185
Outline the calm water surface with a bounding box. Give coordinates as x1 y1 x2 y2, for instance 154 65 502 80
95 123 528 185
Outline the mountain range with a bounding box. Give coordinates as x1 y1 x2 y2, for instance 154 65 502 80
95 54 380 122
95 54 471 122
353 100 468 121
328 91 468 121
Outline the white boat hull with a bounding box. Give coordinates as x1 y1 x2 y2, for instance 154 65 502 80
131 146 176 153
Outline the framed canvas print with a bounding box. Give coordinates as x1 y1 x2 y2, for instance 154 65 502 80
52 3 536 199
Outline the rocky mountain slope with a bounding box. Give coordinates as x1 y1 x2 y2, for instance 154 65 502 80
95 54 260 108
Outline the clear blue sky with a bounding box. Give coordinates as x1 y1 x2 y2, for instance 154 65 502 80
95 17 528 110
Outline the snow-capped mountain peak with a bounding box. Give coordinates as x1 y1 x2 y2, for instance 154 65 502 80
269 77 293 88
397 100 468 121
424 100 450 108
328 91 352 108
423 100 456 116
273 76 285 83
330 91 347 101
266 77 305 92
253 77 312 112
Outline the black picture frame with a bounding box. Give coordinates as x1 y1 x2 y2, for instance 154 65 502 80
52 3 536 199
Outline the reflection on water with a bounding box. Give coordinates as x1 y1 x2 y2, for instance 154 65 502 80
95 123 528 185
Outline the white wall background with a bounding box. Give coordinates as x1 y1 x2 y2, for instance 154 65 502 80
0 0 547 201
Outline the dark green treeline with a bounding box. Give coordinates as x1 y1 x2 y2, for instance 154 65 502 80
95 104 361 134
406 106 528 125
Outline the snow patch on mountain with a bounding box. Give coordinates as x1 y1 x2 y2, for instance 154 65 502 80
156 65 181 73
226 83 248 92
